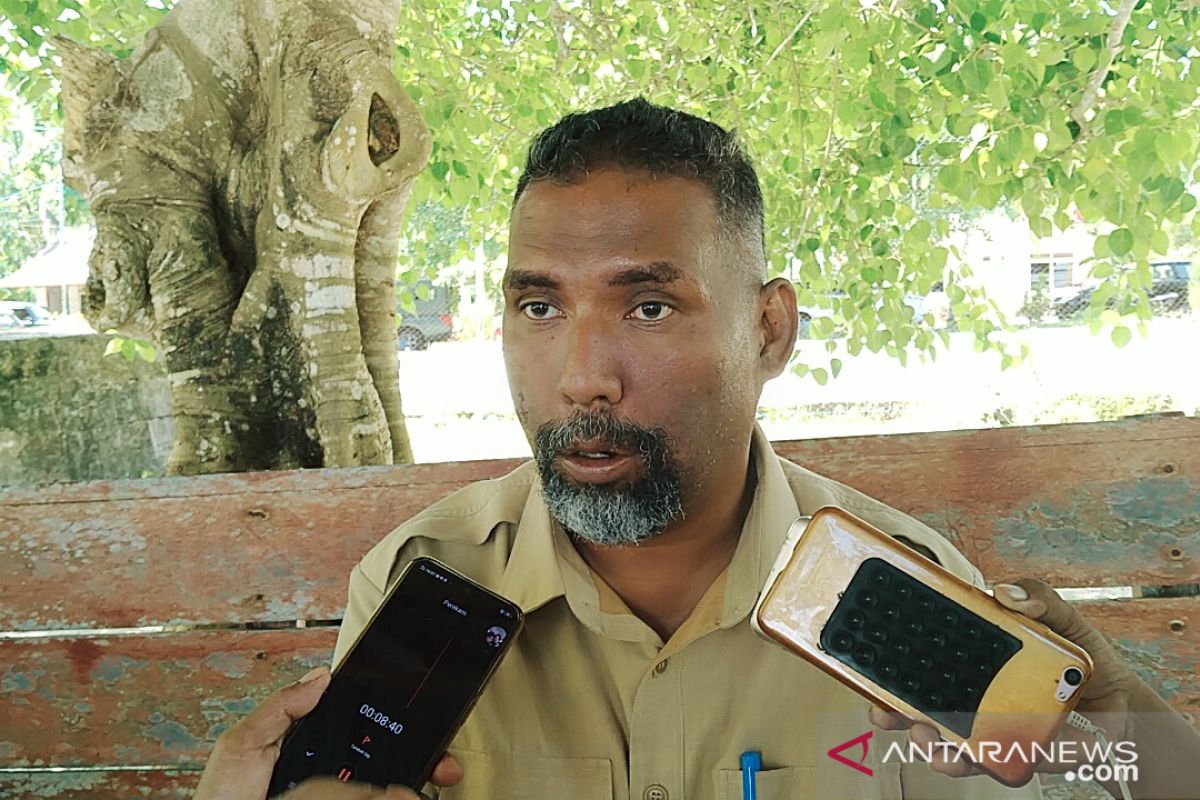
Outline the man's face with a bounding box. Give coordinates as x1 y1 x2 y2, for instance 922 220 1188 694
502 168 765 546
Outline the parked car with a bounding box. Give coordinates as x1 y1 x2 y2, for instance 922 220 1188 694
395 279 454 351
0 301 52 327
1056 260 1191 318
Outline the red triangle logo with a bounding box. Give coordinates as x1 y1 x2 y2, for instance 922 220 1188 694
827 730 874 777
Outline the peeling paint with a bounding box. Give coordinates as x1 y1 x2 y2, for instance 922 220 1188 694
1112 639 1191 699
145 720 202 751
91 654 149 685
991 479 1200 568
265 588 315 619
1107 479 1200 529
0 770 108 792
201 651 253 679
2 666 40 693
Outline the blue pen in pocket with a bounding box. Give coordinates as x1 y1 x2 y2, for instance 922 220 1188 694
739 750 761 800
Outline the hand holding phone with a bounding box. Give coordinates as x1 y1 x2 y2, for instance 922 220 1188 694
752 508 1093 787
195 666 462 800
268 557 523 797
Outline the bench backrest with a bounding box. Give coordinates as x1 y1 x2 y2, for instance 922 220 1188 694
2 416 1197 798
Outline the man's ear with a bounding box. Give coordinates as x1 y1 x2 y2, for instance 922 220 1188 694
757 277 798 380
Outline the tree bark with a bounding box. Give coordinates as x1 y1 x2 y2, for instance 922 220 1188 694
57 0 430 475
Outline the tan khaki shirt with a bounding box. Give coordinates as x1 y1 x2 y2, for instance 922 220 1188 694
333 426 1042 800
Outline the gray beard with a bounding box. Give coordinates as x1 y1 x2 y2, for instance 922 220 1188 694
535 411 685 547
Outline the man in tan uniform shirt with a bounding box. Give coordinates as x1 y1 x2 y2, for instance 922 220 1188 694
331 98 1044 800
334 427 1042 800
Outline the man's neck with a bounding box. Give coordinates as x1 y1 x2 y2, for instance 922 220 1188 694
571 454 758 642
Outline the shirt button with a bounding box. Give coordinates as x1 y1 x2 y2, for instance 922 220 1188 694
653 658 670 675
644 784 668 800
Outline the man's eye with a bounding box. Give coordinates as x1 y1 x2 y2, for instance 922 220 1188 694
520 302 562 320
630 302 674 322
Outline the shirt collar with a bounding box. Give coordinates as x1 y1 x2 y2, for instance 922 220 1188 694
719 423 803 626
497 424 802 629
496 471 567 615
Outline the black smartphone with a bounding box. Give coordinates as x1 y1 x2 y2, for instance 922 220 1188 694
268 556 524 796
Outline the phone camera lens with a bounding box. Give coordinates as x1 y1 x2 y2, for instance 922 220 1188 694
1064 667 1083 686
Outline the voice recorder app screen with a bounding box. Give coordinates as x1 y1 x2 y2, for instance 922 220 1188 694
271 559 516 792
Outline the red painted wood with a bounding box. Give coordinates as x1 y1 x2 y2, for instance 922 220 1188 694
0 466 516 631
773 416 1200 588
1081 598 1200 716
2 418 1197 632
0 601 1195 773
2 417 1195 799
0 770 200 800
0 628 337 768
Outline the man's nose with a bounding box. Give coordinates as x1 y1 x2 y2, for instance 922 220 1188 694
555 318 623 410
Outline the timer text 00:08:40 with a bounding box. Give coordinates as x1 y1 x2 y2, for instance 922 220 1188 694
360 704 404 735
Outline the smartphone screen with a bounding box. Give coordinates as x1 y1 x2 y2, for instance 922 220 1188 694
268 557 523 796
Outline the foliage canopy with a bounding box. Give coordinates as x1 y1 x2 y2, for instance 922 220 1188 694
2 0 1199 373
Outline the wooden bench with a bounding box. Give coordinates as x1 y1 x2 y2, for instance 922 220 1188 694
2 416 1197 799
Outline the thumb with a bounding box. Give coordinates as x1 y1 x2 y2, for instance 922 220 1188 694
222 667 331 752
994 579 1094 643
993 578 1121 671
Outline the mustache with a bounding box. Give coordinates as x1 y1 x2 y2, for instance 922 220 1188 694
535 410 666 459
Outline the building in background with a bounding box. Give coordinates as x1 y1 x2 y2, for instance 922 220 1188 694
0 227 93 315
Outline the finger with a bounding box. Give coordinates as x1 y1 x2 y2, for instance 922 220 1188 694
221 667 331 753
907 724 978 778
909 722 942 748
994 580 1093 642
869 705 912 731
429 753 464 787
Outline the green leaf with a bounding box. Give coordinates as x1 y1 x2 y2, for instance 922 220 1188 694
1111 326 1132 348
960 57 994 94
811 367 829 385
134 341 157 363
1150 229 1170 255
1159 178 1185 207
1109 228 1134 257
1071 47 1096 73
830 358 843 378
810 317 835 339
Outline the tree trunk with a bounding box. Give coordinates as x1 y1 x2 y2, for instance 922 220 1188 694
56 0 430 475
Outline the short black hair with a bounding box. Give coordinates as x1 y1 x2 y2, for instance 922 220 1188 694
514 98 766 279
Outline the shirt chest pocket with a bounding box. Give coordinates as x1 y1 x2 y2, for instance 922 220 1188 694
716 765 901 800
439 749 614 800
716 767 811 800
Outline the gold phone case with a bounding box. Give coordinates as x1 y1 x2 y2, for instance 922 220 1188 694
751 507 1093 786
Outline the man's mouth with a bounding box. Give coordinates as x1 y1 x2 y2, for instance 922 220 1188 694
557 441 639 482
568 439 631 458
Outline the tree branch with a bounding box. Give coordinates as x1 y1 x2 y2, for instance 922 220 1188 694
1070 0 1138 129
763 3 821 72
